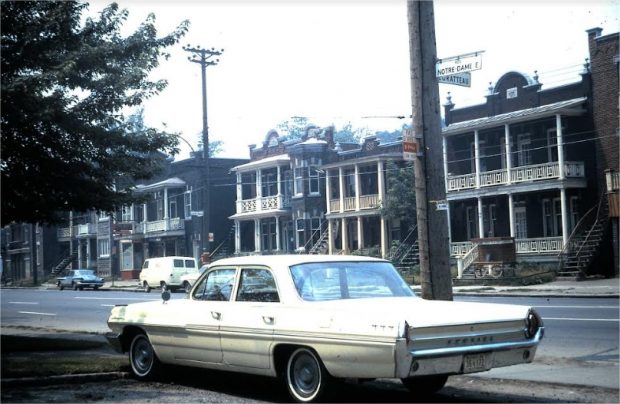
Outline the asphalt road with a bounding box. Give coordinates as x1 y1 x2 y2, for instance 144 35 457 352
2 289 619 389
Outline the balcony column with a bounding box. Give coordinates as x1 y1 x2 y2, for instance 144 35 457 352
380 217 388 258
556 114 565 179
143 202 148 223
446 202 453 248
256 169 262 212
357 217 364 250
328 219 334 255
86 238 91 269
354 164 361 211
341 218 349 254
234 220 240 254
277 166 282 195
254 218 261 253
505 124 512 184
77 239 83 268
326 169 332 214
508 193 515 238
477 197 484 239
377 161 385 202
474 130 481 189
338 167 345 213
560 188 569 247
275 216 281 251
163 188 169 219
236 173 243 213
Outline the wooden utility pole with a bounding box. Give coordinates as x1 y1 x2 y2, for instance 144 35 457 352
407 0 453 301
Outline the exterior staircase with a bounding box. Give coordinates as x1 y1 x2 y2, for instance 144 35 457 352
309 220 336 255
389 226 419 273
51 250 78 276
558 196 609 280
211 225 236 261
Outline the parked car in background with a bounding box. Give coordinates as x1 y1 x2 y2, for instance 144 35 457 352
107 255 544 402
180 264 208 293
139 256 198 292
57 269 104 291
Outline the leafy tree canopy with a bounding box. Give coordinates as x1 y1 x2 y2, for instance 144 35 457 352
381 161 416 226
275 117 371 144
1 1 189 225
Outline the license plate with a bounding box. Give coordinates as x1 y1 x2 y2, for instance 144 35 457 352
463 353 488 373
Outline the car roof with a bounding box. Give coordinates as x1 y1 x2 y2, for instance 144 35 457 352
209 254 387 268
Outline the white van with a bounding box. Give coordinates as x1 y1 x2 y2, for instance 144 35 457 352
139 256 198 292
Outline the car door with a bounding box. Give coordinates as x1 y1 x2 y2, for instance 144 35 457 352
219 266 279 370
170 266 237 364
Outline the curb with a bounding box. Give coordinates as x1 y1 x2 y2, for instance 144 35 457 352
1 371 129 387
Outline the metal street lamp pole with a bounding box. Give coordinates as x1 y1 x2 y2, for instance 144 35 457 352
183 45 223 260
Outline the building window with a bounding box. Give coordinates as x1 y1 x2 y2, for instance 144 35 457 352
569 196 579 232
310 217 321 246
241 173 257 199
294 167 305 196
344 168 356 197
261 218 277 251
542 198 562 237
517 134 531 166
466 206 478 240
483 204 497 237
169 200 177 218
98 239 110 257
296 219 305 249
184 191 192 219
309 167 320 194
514 206 527 239
261 168 277 197
121 205 133 222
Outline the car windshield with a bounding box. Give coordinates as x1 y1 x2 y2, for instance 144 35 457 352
289 261 415 301
74 270 95 277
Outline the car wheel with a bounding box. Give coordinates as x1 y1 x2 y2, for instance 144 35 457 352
129 333 161 380
183 281 191 293
285 348 329 402
72 282 78 291
58 282 64 291
143 282 151 293
401 374 449 395
93 286 99 290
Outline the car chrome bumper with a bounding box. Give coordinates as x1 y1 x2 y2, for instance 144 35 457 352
407 327 544 377
105 332 123 353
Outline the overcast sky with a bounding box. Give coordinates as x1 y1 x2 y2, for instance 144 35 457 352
89 0 619 160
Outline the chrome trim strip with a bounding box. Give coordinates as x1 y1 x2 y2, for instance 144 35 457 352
411 328 521 342
410 328 544 358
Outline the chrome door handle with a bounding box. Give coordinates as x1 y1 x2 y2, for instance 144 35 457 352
263 316 274 325
211 311 222 320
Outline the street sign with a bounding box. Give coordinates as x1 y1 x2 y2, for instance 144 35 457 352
402 128 419 161
437 72 471 87
436 51 483 77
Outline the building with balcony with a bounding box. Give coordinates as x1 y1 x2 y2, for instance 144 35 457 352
323 136 407 258
230 128 332 254
443 31 620 278
230 127 410 259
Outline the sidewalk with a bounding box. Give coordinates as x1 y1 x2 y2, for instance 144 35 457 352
36 276 620 298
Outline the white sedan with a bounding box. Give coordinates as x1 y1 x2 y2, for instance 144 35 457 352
106 255 544 402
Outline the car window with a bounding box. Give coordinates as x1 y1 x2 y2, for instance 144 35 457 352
143 261 149 269
193 268 236 301
68 271 75 277
290 261 415 301
185 260 196 268
173 259 184 268
236 268 279 303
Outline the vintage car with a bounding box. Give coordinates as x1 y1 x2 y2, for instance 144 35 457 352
57 269 105 291
106 255 544 402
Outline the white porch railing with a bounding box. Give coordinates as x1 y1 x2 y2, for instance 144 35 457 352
515 237 563 254
144 217 184 233
76 223 97 237
451 241 474 257
237 194 291 214
359 194 380 209
447 161 585 192
330 199 340 213
457 243 479 278
343 197 356 211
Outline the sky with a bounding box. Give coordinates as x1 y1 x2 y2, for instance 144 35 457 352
89 0 620 160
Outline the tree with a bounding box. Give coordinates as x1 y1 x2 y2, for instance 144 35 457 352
381 161 416 228
276 116 311 141
197 136 224 157
1 1 189 225
333 121 370 144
